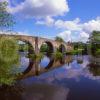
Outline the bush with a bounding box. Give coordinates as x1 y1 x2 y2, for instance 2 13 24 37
0 37 19 62
53 51 63 60
0 36 19 85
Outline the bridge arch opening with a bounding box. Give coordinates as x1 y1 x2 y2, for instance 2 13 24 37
40 41 54 55
18 40 34 54
58 44 66 53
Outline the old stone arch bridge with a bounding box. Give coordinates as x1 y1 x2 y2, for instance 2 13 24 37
0 34 73 54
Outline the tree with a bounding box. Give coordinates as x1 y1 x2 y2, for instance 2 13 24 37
90 31 100 42
0 1 18 85
55 36 64 42
90 31 100 56
40 44 49 53
0 36 19 85
0 1 15 31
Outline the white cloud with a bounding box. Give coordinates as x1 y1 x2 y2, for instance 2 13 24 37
36 17 100 42
82 18 100 34
55 17 100 42
0 31 30 36
58 31 72 42
0 0 9 2
8 0 69 18
39 17 100 35
80 32 89 38
79 32 89 42
36 17 82 31
55 18 81 31
36 16 54 26
57 31 89 42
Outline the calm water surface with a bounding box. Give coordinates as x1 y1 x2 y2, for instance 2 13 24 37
0 53 100 100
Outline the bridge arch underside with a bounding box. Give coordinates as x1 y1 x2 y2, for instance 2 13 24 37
58 44 66 53
17 39 35 54
40 41 54 54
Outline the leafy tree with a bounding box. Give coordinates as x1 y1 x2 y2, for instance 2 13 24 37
19 44 29 52
0 1 18 85
90 31 100 42
40 44 49 53
72 42 84 50
0 36 19 85
55 36 64 42
90 31 100 56
0 1 15 31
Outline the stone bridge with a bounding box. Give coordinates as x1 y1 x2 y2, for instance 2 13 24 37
0 34 73 54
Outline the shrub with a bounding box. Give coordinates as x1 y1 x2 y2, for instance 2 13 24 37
0 36 19 85
53 51 63 60
0 37 19 62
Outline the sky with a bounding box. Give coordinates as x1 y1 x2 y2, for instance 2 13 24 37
1 0 100 42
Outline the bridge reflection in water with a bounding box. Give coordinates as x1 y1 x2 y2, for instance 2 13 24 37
1 53 100 100
18 55 73 79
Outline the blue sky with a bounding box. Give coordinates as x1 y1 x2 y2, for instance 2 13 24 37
3 0 100 42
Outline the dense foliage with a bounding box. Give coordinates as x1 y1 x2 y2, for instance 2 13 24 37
53 51 63 60
90 31 100 56
40 44 49 53
70 42 87 55
0 37 19 85
91 31 100 42
0 37 19 62
55 36 64 42
19 43 29 52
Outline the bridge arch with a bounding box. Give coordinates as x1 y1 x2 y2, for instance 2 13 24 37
40 41 54 54
18 40 35 54
58 44 66 53
15 36 35 54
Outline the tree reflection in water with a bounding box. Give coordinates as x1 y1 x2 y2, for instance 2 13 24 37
1 53 100 100
0 54 70 100
87 63 100 76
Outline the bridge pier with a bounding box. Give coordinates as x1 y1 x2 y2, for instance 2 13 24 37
35 37 39 54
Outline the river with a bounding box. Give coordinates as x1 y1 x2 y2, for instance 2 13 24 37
0 52 100 100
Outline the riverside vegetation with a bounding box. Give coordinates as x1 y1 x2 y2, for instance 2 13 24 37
0 36 19 85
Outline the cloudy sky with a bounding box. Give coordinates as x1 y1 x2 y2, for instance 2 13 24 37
2 0 100 42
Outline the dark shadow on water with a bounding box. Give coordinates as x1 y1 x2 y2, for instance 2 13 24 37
87 63 100 76
0 85 23 100
0 82 69 100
